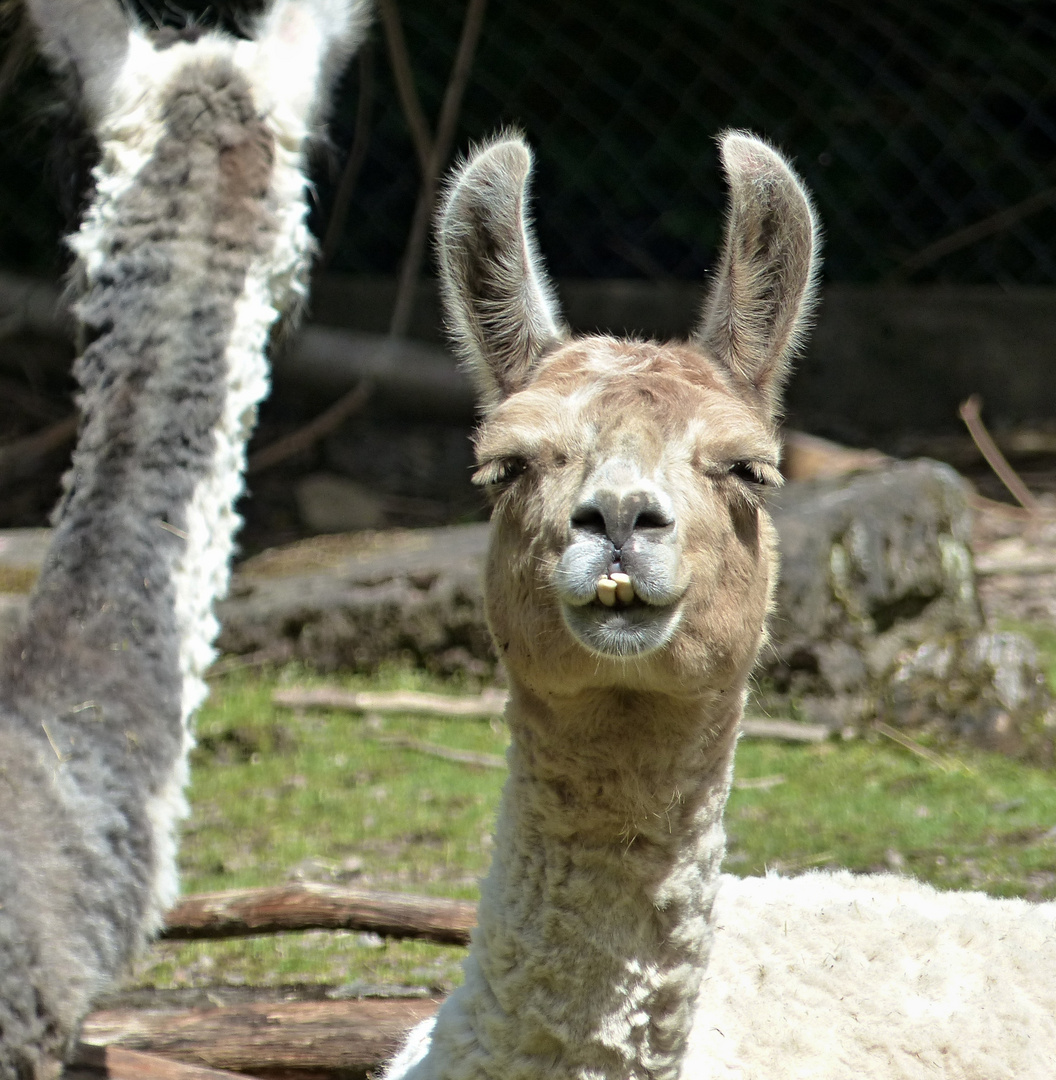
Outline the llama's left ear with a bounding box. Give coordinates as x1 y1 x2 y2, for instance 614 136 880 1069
24 0 131 123
251 0 372 130
437 135 565 411
695 131 820 421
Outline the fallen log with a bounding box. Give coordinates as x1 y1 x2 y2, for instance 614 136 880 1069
739 717 829 743
272 686 506 717
277 326 472 420
80 999 439 1080
272 686 829 743
162 883 476 945
70 1044 256 1080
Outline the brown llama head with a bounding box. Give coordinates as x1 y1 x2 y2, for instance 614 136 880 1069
438 132 819 705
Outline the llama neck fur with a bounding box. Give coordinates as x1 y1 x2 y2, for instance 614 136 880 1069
63 36 309 926
0 4 367 1076
400 679 742 1080
56 4 353 929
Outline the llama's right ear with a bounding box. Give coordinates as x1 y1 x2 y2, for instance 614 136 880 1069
695 131 820 421
437 136 565 410
24 0 131 123
251 0 372 130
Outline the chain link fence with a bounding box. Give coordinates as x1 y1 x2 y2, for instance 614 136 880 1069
2 0 1056 285
319 0 1056 285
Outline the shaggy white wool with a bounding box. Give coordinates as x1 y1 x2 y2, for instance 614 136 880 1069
389 870 1056 1080
82 0 368 927
687 870 1056 1080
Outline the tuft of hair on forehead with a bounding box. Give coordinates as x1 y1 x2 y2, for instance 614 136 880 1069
695 130 821 422
436 131 566 412
438 128 819 424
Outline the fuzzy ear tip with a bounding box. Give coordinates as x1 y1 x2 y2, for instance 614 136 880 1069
465 132 533 184
718 129 787 177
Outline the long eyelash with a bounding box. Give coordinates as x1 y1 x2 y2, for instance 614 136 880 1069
728 460 783 488
472 456 529 490
729 460 762 485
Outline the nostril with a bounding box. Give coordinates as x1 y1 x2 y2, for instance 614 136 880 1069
635 508 674 530
570 505 608 535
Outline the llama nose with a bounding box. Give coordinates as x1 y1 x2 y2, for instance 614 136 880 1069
569 488 675 550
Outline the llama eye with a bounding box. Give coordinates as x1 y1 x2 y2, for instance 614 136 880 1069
472 456 529 489
727 460 782 489
498 457 528 483
729 460 764 485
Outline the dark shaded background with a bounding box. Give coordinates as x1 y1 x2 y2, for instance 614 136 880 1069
2 0 1056 549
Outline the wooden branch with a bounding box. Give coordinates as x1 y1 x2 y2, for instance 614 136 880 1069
246 381 372 475
739 717 830 743
893 185 1056 280
376 735 506 770
80 999 440 1078
873 720 960 772
273 686 507 718
320 46 375 270
272 688 830 743
162 882 476 945
958 394 1040 514
967 491 1035 520
389 0 489 338
377 0 433 173
71 1044 256 1080
975 558 1056 577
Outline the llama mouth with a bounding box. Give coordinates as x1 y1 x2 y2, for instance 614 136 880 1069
560 596 684 657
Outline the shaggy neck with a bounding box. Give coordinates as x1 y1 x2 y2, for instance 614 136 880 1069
3 49 311 926
414 676 741 1080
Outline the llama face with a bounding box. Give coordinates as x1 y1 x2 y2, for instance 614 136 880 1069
474 336 782 695
439 131 817 698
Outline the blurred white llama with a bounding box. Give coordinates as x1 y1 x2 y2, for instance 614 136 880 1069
0 1 368 1075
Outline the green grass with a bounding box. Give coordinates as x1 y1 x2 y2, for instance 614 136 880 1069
124 659 1056 993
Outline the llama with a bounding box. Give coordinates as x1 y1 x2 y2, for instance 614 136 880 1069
384 134 1056 1080
0 2 367 1076
384 128 818 1079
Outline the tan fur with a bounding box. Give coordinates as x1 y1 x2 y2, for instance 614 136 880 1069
696 131 820 418
437 135 565 410
385 130 819 1080
479 341 779 698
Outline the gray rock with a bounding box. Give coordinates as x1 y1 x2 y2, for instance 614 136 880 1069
216 525 493 677
764 459 981 696
756 460 1055 759
883 631 1055 757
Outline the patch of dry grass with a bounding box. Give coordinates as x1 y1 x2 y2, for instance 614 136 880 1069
124 658 1056 994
